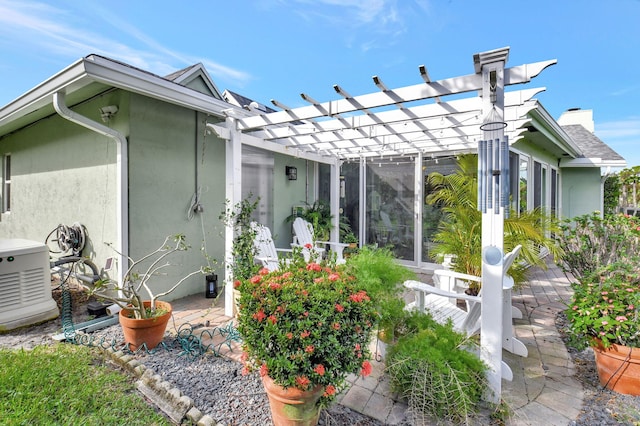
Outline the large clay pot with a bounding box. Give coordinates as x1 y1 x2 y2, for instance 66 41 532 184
592 340 640 395
261 375 324 426
119 300 172 350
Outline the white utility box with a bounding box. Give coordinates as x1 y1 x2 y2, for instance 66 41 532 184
0 239 59 331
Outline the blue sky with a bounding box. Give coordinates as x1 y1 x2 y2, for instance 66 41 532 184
1 0 639 165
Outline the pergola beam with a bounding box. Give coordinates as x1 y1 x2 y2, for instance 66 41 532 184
237 59 555 131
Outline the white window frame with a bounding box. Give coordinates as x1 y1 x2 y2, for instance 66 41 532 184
1 154 10 214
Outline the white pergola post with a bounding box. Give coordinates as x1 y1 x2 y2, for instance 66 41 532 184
477 48 509 403
330 158 341 242
224 115 242 317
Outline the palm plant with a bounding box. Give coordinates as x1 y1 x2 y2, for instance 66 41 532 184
427 154 562 287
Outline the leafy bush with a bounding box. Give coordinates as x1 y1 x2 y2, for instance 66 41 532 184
567 261 640 349
386 315 488 425
344 246 415 340
557 212 640 280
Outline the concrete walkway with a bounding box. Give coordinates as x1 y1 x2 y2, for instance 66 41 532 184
167 261 582 425
336 262 583 425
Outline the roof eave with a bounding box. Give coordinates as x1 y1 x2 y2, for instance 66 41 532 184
560 158 627 168
527 104 582 157
0 55 235 132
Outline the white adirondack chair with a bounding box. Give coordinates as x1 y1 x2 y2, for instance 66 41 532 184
291 217 348 264
251 222 294 272
404 245 527 380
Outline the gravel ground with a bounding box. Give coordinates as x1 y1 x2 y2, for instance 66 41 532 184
3 303 640 425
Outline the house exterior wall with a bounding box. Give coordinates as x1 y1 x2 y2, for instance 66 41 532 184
561 168 602 219
272 154 312 248
0 90 123 269
127 93 226 300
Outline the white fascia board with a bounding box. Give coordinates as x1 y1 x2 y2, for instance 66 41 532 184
560 157 627 168
0 56 238 130
83 56 232 117
528 105 582 157
0 59 89 126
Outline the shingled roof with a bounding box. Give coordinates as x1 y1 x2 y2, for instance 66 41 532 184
562 124 625 162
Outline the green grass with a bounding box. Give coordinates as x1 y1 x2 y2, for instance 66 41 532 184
0 344 171 425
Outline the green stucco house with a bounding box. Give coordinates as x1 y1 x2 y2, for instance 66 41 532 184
0 48 625 315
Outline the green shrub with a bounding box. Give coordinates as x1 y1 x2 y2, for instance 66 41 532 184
386 317 488 425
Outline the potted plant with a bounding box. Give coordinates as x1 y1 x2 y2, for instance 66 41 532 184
236 253 378 425
560 212 640 395
88 234 206 350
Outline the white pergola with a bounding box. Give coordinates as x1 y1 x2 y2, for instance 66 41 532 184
207 47 555 400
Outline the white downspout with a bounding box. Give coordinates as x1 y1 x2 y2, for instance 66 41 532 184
600 166 611 218
53 91 128 288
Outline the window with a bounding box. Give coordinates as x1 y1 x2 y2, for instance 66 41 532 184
551 168 559 218
519 156 529 214
1 154 9 213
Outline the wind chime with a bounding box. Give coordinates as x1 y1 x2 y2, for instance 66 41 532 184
478 109 510 218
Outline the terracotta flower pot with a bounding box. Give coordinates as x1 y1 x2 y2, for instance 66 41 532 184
261 375 324 426
592 339 640 395
119 300 172 350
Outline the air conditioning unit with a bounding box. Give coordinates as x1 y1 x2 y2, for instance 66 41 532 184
0 239 59 331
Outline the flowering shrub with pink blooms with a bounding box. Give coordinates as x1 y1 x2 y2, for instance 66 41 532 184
566 261 640 349
561 213 640 349
236 254 378 404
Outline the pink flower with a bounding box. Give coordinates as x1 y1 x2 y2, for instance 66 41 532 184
335 303 344 312
616 316 628 322
269 282 282 290
233 280 241 288
305 345 314 353
361 361 372 377
314 364 325 376
328 273 340 282
306 262 322 272
250 275 262 284
267 315 277 324
259 268 270 275
332 322 341 330
324 385 336 397
260 364 269 377
253 310 266 322
300 330 310 338
601 320 609 326
304 243 313 249
295 376 310 389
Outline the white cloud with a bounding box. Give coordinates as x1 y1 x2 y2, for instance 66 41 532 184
597 117 640 141
0 0 252 85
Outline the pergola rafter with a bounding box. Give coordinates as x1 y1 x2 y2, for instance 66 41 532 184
242 86 545 160
235 59 555 154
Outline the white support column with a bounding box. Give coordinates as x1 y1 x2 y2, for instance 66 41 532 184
414 153 424 264
225 116 242 317
358 158 367 247
478 48 508 403
330 158 341 242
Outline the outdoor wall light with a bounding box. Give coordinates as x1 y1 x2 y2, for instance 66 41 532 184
286 166 297 180
99 105 119 122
